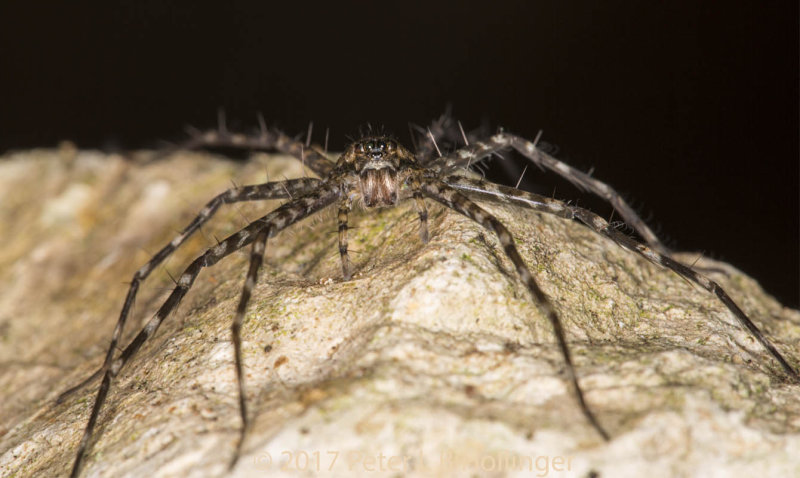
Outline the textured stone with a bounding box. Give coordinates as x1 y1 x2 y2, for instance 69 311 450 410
1 148 799 477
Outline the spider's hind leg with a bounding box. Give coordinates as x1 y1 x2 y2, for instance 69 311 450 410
430 130 672 256
163 113 335 178
502 132 671 256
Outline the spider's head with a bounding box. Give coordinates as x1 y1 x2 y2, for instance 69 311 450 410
340 136 414 208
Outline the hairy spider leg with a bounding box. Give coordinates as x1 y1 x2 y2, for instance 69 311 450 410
418 177 611 442
230 228 269 469
409 177 430 244
64 129 797 478
68 187 341 477
176 120 334 178
444 175 799 380
412 111 487 167
337 200 354 280
56 179 320 403
430 131 670 256
409 112 452 162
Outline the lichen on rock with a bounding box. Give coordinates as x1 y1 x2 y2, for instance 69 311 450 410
1 148 799 477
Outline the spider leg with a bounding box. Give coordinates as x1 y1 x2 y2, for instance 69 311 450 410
68 187 341 477
429 136 509 175
444 176 799 380
410 112 452 163
432 131 670 255
170 119 334 177
417 177 610 442
501 132 669 255
229 228 269 470
337 200 354 280
442 176 576 219
570 209 799 380
56 179 320 403
56 368 104 403
412 113 487 167
409 177 430 243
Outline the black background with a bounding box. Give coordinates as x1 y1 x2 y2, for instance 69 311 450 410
1 1 797 307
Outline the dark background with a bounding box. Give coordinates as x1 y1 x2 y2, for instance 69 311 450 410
1 1 797 307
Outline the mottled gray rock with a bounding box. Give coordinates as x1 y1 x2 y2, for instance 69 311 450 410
1 148 799 477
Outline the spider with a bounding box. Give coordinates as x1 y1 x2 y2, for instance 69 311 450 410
60 115 799 477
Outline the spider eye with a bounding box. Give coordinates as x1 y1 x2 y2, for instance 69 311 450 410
355 143 364 153
386 140 396 152
378 141 386 150
365 141 374 151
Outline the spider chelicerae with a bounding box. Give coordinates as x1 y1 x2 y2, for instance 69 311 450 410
60 115 798 477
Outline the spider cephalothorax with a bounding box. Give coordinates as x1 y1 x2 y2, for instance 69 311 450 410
60 116 799 477
338 136 417 207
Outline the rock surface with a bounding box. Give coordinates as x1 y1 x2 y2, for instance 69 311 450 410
1 147 799 477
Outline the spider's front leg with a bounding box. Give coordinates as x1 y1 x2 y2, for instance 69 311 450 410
444 175 799 380
417 176 610 442
66 185 341 477
56 178 321 403
335 191 427 281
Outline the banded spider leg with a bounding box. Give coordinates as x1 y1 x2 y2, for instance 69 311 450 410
417 178 611 440
430 131 671 256
60 126 797 478
173 115 669 259
56 178 321 403
65 183 340 477
442 174 799 380
175 112 334 178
